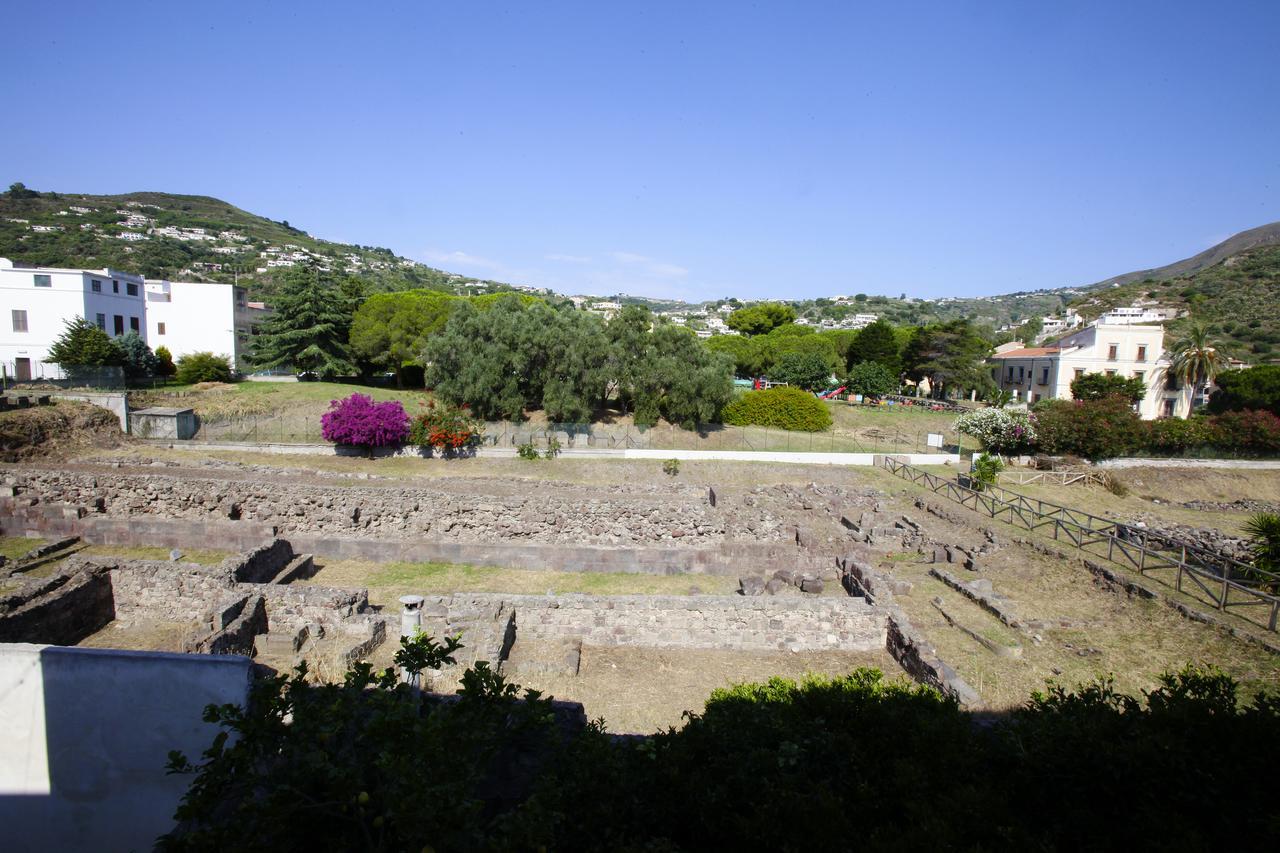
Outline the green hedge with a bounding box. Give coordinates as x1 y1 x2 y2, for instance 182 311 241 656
721 386 833 431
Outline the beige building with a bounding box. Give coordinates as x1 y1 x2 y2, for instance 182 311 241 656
989 320 1188 419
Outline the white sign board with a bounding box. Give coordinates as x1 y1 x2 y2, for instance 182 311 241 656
926 432 944 448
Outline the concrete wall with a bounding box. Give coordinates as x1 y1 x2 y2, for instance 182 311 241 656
49 392 128 431
425 593 888 654
0 643 251 853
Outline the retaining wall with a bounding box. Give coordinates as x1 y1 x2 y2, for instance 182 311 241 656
421 592 888 654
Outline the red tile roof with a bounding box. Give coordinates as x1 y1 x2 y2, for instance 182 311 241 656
990 347 1061 359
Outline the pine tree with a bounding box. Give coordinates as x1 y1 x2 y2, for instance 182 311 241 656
45 316 124 367
250 264 357 377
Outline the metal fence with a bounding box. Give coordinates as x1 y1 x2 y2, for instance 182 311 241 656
881 456 1280 632
184 414 966 456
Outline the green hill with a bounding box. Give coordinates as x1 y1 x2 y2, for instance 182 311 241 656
1068 229 1280 363
0 185 519 300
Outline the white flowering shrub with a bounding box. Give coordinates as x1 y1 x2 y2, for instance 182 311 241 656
953 407 1036 454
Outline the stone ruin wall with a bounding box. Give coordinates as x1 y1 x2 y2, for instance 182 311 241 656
2 468 874 547
409 592 887 667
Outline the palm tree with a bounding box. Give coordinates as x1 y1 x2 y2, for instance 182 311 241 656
1168 324 1227 414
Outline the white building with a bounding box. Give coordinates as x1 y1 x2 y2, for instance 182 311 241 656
1098 305 1166 325
0 258 146 381
144 280 271 370
1039 310 1082 338
988 319 1186 419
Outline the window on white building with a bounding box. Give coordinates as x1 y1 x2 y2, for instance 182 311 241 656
157 322 166 335
127 282 138 296
91 279 102 293
1136 345 1147 362
11 310 27 332
34 274 51 287
113 315 124 335
112 281 119 294
96 313 106 330
1040 367 1050 385
130 316 140 333
1107 344 1118 361
1162 399 1175 418
1134 371 1145 384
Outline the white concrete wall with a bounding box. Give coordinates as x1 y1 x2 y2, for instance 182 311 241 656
0 643 251 853
145 280 238 364
0 259 145 381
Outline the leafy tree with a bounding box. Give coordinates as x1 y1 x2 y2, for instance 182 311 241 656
112 331 159 380
817 329 858 366
349 290 457 386
726 302 796 336
705 334 766 378
154 345 177 378
175 352 234 384
769 350 832 391
1070 372 1146 405
628 323 734 428
1208 365 1280 416
902 319 993 399
844 361 898 397
45 316 124 368
250 264 358 378
847 319 900 373
5 182 39 199
1169 323 1227 412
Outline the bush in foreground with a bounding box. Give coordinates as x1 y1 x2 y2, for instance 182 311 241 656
175 352 234 385
407 398 483 453
162 643 1279 853
320 393 409 455
721 386 832 431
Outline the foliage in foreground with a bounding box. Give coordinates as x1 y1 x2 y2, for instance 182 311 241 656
953 406 1036 455
721 386 833 431
161 651 1280 853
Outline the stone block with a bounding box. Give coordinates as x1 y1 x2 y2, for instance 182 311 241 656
799 577 824 595
764 578 789 596
738 576 765 596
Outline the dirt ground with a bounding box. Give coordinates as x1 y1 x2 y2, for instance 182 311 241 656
429 644 903 734
868 485 1280 707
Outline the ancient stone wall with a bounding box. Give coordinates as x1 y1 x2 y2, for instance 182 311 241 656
419 593 887 654
3 468 870 547
0 566 115 645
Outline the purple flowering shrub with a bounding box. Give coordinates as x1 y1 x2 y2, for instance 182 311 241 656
320 393 410 454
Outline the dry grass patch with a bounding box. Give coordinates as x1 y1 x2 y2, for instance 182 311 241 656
307 559 739 607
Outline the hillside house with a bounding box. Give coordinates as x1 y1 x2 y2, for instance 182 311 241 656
0 258 146 381
988 320 1188 419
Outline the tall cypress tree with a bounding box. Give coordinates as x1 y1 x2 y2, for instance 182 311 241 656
250 264 357 377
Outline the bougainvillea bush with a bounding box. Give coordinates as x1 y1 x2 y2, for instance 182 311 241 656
953 407 1036 455
407 398 484 454
320 393 410 455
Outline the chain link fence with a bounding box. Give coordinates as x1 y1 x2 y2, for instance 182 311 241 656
186 413 965 456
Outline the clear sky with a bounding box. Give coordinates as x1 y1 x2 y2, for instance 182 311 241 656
2 1 1277 301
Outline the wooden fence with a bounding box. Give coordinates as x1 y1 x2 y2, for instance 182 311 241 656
880 456 1280 632
996 470 1105 486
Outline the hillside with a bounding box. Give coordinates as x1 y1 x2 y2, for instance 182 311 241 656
1069 242 1280 362
0 185 521 300
1084 221 1280 289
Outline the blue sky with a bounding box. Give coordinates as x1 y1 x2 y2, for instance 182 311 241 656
2 1 1277 301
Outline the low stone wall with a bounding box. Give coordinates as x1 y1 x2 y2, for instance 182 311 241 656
419 593 887 654
107 559 236 622
3 467 869 547
0 566 115 646
226 539 296 583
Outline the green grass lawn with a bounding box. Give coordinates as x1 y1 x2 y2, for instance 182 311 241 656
310 559 738 604
0 536 43 562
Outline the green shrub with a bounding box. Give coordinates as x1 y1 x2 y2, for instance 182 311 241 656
1031 397 1143 460
971 452 1003 490
175 352 234 384
543 437 561 459
843 360 898 397
1144 414 1217 453
768 350 832 392
721 386 832 432
1206 409 1280 454
1208 365 1280 416
153 345 177 378
662 458 680 476
516 440 540 460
